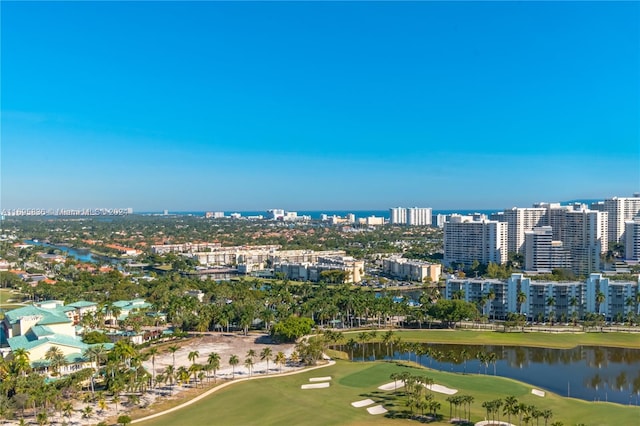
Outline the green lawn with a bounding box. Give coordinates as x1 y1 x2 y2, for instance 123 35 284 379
136 360 640 426
343 329 640 349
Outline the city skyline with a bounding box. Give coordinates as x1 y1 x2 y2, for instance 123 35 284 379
2 1 639 211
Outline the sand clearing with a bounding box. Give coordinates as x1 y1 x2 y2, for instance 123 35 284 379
351 399 375 408
531 389 545 397
309 376 332 382
425 383 458 395
367 405 388 415
378 381 405 391
301 382 330 389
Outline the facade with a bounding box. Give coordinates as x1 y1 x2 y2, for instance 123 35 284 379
443 215 508 267
524 226 571 272
381 256 442 282
624 217 640 261
561 209 608 275
274 255 364 283
500 207 547 254
390 207 407 224
591 196 640 244
389 207 432 226
444 273 639 322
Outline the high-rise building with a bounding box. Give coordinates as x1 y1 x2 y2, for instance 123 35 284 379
444 215 508 267
390 207 407 224
562 208 608 275
591 196 640 244
390 207 432 225
524 226 571 271
500 207 547 254
407 207 432 226
624 217 640 262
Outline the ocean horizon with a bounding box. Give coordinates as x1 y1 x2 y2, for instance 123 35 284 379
138 209 501 220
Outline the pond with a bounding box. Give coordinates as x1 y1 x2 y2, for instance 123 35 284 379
25 240 120 264
346 342 640 405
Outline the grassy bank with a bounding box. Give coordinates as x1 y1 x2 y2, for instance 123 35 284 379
342 329 640 349
136 360 639 426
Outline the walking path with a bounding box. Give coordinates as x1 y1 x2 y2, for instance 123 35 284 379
132 359 336 424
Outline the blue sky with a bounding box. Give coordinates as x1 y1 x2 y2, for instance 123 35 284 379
1 1 639 211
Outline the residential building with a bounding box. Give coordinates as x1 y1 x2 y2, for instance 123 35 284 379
381 255 442 282
561 208 608 275
499 207 547 254
624 217 640 261
524 226 571 272
591 196 640 244
390 207 407 224
443 215 508 267
389 207 432 226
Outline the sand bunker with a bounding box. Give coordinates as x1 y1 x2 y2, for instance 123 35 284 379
309 376 332 382
378 381 405 391
301 382 330 389
475 421 516 426
351 399 375 408
531 389 545 397
367 405 388 415
425 383 458 395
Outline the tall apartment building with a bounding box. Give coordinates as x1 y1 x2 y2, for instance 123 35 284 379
498 207 547 254
624 217 640 262
443 215 508 267
591 196 640 244
562 209 608 275
390 207 407 224
389 207 432 226
523 226 571 271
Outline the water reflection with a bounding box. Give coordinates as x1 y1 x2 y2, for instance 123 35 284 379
348 342 640 405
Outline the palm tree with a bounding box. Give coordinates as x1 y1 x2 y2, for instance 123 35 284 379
229 355 239 378
207 352 221 382
546 296 556 325
517 291 527 314
345 338 357 361
503 396 518 425
146 347 159 388
12 348 30 377
595 291 606 315
44 346 66 376
357 331 370 360
382 330 395 357
274 351 286 373
244 357 254 376
487 288 496 320
188 350 199 368
260 347 273 374
164 365 176 395
167 345 180 370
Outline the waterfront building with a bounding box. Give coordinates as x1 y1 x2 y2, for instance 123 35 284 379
390 207 432 226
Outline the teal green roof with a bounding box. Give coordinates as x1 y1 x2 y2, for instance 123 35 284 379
4 305 71 326
68 301 97 308
8 333 89 354
30 325 55 338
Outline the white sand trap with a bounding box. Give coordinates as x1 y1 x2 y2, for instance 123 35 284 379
367 405 388 415
425 383 458 395
309 376 332 382
378 381 405 391
351 399 375 408
531 389 545 397
475 421 516 426
301 382 330 389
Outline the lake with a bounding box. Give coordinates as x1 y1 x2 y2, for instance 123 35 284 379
350 342 640 405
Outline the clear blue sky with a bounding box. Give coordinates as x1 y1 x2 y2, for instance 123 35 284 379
1 1 639 211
